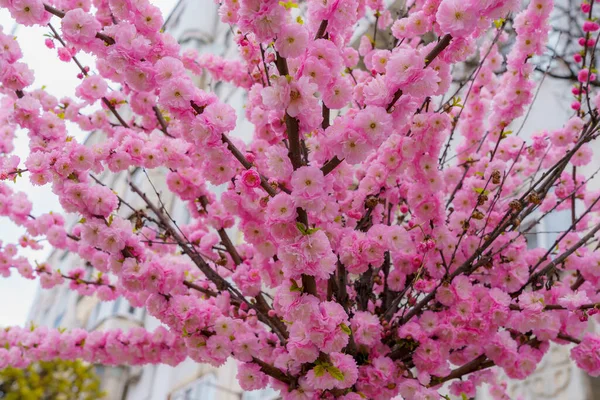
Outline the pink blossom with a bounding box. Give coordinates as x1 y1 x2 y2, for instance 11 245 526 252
57 47 73 62
61 9 102 46
267 193 297 223
351 311 382 346
9 0 48 26
291 166 325 203
240 169 261 188
558 291 590 310
1 62 34 90
76 75 108 103
436 0 477 37
275 23 308 59
572 333 600 376
237 362 269 391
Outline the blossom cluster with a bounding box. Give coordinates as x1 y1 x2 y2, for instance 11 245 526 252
0 0 600 399
0 325 186 368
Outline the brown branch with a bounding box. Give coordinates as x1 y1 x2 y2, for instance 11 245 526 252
321 156 342 176
529 223 600 285
557 333 582 344
274 54 317 296
220 134 277 197
153 106 173 137
130 181 288 342
386 90 403 113
198 195 243 266
571 274 585 290
275 53 289 76
254 294 288 340
336 260 348 310
259 44 271 87
315 20 328 40
39 268 117 290
129 181 228 290
425 34 453 67
534 67 600 86
43 3 65 18
47 23 128 128
190 101 277 197
284 114 303 170
571 166 577 224
322 104 330 130
252 357 295 386
198 196 289 339
509 302 600 311
430 355 494 387
183 280 217 297
403 122 599 324
101 98 130 128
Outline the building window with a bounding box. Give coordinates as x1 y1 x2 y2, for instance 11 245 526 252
523 224 539 250
52 311 64 328
242 387 280 400
94 365 105 380
112 297 122 314
170 374 217 400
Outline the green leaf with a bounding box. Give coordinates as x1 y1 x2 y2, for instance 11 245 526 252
449 96 464 109
340 323 351 335
461 394 469 400
279 0 298 9
78 218 86 224
289 279 302 292
313 365 326 377
473 187 490 195
296 222 308 235
500 130 513 139
326 365 345 381
297 222 320 236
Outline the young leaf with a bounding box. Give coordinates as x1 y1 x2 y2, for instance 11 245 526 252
313 364 326 377
290 279 302 292
326 365 345 381
340 323 352 335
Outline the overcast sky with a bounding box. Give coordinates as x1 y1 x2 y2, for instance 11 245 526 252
0 0 176 327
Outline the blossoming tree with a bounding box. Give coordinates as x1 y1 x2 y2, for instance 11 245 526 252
1 0 600 398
